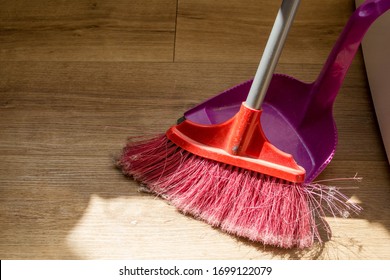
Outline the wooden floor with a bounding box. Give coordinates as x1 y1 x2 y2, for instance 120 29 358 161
1 0 389 259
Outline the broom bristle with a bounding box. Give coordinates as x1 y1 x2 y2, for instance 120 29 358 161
118 134 360 249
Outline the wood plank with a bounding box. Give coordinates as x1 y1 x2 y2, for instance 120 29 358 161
0 0 177 61
175 0 355 63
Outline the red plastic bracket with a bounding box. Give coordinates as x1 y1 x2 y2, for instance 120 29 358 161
166 103 305 183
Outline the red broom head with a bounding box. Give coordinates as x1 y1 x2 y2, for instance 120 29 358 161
167 103 306 183
118 134 360 249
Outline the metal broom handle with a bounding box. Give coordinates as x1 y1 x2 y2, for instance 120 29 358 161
245 0 301 109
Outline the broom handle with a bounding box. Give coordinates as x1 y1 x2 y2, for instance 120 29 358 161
246 0 301 109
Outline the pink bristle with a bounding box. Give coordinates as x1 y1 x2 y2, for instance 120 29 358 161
118 134 360 249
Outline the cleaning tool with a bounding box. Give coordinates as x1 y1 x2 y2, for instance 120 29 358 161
118 0 363 248
183 0 390 183
169 0 304 184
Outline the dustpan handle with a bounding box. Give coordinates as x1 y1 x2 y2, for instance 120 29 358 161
246 0 301 110
310 0 390 109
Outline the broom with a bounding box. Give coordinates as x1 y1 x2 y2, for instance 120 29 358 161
118 0 357 249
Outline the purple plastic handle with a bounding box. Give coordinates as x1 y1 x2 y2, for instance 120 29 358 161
308 0 390 115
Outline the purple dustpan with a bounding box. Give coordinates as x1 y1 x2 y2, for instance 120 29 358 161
183 0 390 183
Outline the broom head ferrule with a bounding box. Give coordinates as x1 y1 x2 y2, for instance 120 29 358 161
166 102 306 183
